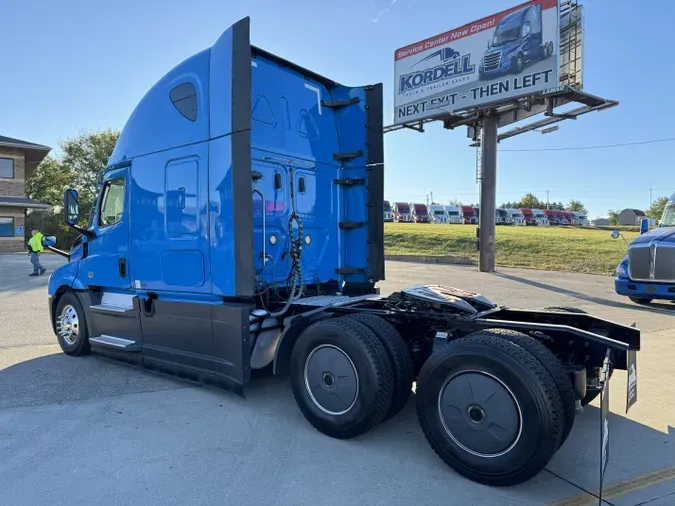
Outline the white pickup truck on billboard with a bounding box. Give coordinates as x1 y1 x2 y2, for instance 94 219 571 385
394 0 560 124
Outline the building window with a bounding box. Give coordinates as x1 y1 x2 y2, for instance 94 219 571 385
0 217 14 237
0 158 14 178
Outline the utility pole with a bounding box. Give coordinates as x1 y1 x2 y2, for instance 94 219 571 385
649 188 652 208
546 190 550 210
478 112 498 273
430 191 434 205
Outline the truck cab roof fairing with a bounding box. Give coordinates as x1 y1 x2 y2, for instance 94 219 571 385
109 49 212 166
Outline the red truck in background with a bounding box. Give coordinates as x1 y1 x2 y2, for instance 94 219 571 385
393 202 412 222
460 205 477 224
519 208 538 226
411 202 430 223
543 209 558 225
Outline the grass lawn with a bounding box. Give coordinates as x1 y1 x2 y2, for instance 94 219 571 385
384 223 638 275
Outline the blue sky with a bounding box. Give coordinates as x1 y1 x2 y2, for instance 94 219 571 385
2 0 673 218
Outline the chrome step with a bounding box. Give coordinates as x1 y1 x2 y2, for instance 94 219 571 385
90 292 135 314
89 304 134 313
89 335 141 351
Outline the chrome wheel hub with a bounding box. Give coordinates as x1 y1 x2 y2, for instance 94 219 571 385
56 305 80 345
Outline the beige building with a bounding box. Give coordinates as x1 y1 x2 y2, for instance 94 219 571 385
0 136 51 252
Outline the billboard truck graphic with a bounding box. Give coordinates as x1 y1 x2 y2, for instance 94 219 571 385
393 0 560 124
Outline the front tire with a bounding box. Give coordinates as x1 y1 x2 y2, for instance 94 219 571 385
54 292 90 356
289 317 394 439
515 54 525 73
416 334 563 486
629 296 653 305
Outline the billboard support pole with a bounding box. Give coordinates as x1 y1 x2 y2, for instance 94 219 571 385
478 111 498 273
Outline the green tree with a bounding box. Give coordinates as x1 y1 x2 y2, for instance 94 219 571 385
25 155 72 208
648 196 669 221
566 200 587 213
25 129 120 245
60 128 120 224
518 193 545 209
608 209 619 226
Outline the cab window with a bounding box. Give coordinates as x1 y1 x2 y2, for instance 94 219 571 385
99 178 126 227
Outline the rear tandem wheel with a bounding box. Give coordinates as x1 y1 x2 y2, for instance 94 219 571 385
415 333 564 486
464 329 576 450
345 313 414 420
289 316 395 439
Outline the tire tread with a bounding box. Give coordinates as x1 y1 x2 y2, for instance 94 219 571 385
474 328 576 449
348 313 413 420
416 332 564 486
290 316 394 439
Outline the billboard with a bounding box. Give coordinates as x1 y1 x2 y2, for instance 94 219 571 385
393 0 560 125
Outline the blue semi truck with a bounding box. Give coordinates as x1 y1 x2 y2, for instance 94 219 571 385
479 3 555 80
613 193 675 304
44 18 639 487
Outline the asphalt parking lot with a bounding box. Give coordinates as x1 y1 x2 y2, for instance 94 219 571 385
2 253 674 505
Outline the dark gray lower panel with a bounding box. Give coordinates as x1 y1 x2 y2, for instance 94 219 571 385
78 291 144 344
212 303 251 385
140 299 250 388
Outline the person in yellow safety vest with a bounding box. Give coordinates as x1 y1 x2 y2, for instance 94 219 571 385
27 229 47 277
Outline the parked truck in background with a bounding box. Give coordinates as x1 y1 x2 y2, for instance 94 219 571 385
460 205 477 224
519 208 538 226
479 3 554 81
429 204 449 224
507 208 526 226
411 202 430 223
532 209 550 226
543 209 559 225
572 211 589 226
613 192 675 304
445 205 464 224
393 202 412 222
554 211 569 225
383 200 393 222
42 17 639 490
497 208 512 225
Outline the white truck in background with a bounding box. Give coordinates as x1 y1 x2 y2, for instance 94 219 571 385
383 200 393 222
445 205 464 224
572 211 589 226
496 208 512 225
429 204 449 223
532 209 550 226
506 208 527 226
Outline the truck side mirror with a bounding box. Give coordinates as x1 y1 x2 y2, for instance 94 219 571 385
640 218 649 235
487 40 491 49
522 22 531 37
41 235 57 247
610 229 620 239
64 189 80 226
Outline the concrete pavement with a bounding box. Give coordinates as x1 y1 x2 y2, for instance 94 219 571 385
1 255 674 505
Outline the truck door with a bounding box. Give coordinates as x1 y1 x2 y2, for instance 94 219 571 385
83 167 131 290
77 165 143 350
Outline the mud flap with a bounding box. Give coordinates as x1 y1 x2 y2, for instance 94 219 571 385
597 347 638 505
626 349 637 413
599 349 611 505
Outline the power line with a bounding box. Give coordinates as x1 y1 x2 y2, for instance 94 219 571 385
500 136 675 152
